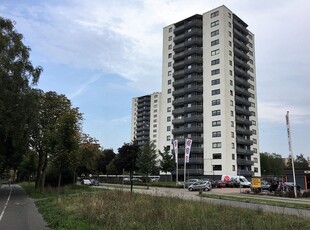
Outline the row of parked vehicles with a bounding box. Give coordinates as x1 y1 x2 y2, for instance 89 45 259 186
81 178 100 186
186 178 243 191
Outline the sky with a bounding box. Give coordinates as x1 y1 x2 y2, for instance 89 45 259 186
1 0 309 159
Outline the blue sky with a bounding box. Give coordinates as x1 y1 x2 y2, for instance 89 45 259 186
1 0 310 159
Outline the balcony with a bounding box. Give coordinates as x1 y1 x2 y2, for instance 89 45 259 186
236 137 253 146
237 148 253 156
234 38 249 53
184 66 203 75
183 47 203 56
172 108 185 115
235 106 252 116
177 158 204 164
173 51 185 61
173 60 185 70
184 105 203 113
234 47 249 61
236 116 252 126
237 158 254 166
172 118 185 125
234 56 250 70
174 169 204 176
235 76 251 88
235 95 251 106
235 85 251 97
233 19 248 34
233 28 248 44
173 42 185 52
172 126 203 135
184 116 203 123
173 70 185 79
235 66 251 80
238 170 254 177
184 56 203 66
184 37 203 48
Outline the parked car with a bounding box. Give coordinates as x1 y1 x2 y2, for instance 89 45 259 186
212 180 226 188
81 179 92 185
185 179 200 187
90 179 99 186
132 178 142 182
188 181 212 191
261 180 271 191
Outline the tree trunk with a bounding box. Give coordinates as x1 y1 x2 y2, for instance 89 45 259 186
57 172 62 204
39 153 48 193
35 150 44 189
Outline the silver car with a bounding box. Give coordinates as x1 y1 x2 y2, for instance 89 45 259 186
188 181 212 191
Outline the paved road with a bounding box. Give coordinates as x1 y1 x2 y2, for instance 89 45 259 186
97 183 310 218
0 184 50 230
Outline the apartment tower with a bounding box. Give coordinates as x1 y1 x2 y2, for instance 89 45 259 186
159 5 260 179
131 92 162 147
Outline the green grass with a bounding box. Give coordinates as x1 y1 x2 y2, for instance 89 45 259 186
201 193 310 210
21 183 310 230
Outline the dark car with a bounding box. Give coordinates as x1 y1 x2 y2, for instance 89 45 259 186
212 180 226 188
261 180 271 191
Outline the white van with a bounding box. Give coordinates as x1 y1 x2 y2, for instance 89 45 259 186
221 175 251 187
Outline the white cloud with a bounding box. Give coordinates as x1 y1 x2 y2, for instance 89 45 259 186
69 74 101 99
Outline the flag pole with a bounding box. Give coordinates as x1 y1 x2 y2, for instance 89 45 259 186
286 111 297 198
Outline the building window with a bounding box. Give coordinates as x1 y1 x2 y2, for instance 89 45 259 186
211 30 219 37
153 109 157 113
231 111 234 116
167 126 171 131
212 99 221 106
211 49 220 56
212 120 221 126
211 69 220 75
229 41 232 47
168 62 172 67
211 20 219 27
254 157 258 163
231 132 234 138
168 44 172 50
232 154 235 160
213 153 222 159
167 98 171 103
153 124 157 128
167 107 171 112
154 99 158 103
254 167 258 173
229 31 232 37
230 100 233 106
211 11 219 18
232 143 235 149
248 42 253 48
231 121 234 127
251 111 256 117
230 80 233 86
248 34 253 40
153 114 157 118
253 148 257 153
250 84 255 90
168 79 171 85
249 59 253 64
213 165 222 171
212 110 221 116
212 89 220 95
167 88 171 94
168 71 172 76
169 36 172 41
211 39 219 46
212 142 222 148
211 79 220 85
228 22 231 28
153 134 157 138
230 90 233 96
167 135 171 141
168 53 172 58
249 51 253 56
229 60 232 66
169 27 172 33
153 119 157 123
252 120 256 125
230 70 233 76
229 50 232 56
211 59 220 65
212 131 221 137
252 129 256 135
232 165 235 171
167 116 171 122
153 129 157 133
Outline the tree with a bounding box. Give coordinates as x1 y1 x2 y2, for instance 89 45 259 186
18 149 38 182
136 141 159 177
77 134 101 177
0 17 42 174
30 91 77 192
114 142 140 174
159 146 175 174
50 109 81 190
286 154 309 170
260 152 285 177
97 149 116 174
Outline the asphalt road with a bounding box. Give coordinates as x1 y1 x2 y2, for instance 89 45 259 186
0 184 50 230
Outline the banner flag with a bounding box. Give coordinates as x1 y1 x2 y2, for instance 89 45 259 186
173 139 178 163
286 111 292 152
185 139 192 163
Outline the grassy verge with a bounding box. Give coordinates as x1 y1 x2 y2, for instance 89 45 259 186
201 193 310 210
21 183 310 230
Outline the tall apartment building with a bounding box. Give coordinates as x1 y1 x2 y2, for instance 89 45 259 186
159 5 260 179
131 92 162 147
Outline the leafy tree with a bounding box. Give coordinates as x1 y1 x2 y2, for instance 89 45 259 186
159 146 175 174
136 141 159 177
106 158 118 175
50 110 81 189
0 17 42 173
260 152 285 177
114 142 140 174
286 154 309 170
30 91 76 191
18 149 38 182
97 149 116 174
77 134 101 177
